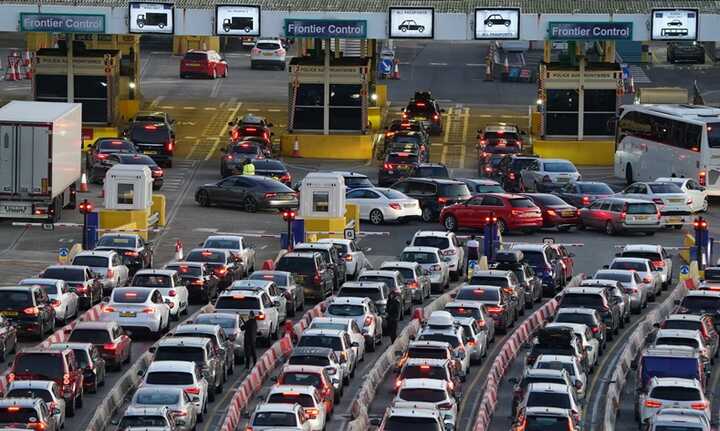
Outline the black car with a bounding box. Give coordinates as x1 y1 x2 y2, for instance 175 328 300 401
184 248 243 290
403 92 444 135
484 14 512 27
85 138 137 172
410 163 449 179
92 153 164 190
390 178 471 222
228 114 273 142
379 151 420 187
386 131 430 162
479 153 505 179
554 181 615 208
125 121 175 168
250 159 292 186
164 261 220 304
667 41 705 64
385 120 429 145
398 20 425 33
292 243 346 291
275 252 334 302
129 111 175 135
495 154 539 192
195 175 298 212
0 286 55 340
221 142 268 177
491 250 542 307
94 233 153 274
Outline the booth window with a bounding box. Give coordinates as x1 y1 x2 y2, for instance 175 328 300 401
312 192 329 212
117 183 134 205
294 84 324 130
545 90 579 136
74 76 109 123
583 89 615 136
329 84 362 131
35 75 68 99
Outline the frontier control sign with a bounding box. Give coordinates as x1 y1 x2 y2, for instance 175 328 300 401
284 19 366 39
20 13 105 33
548 22 633 40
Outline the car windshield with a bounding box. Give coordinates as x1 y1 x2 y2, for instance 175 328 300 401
594 272 632 283
704 269 720 281
518 251 547 267
408 348 446 360
281 372 321 387
69 329 111 344
626 203 657 214
530 194 567 206
649 386 701 401
578 183 613 194
469 276 508 288
133 274 172 288
401 365 447 380
276 257 315 276
344 176 373 188
655 337 699 348
135 390 180 405
145 371 194 385
385 267 414 280
267 393 314 408
418 333 459 348
683 296 720 312
14 354 63 379
113 290 150 304
456 288 499 302
512 158 538 169
155 346 205 364
387 153 419 164
610 261 647 272
6 389 53 402
337 287 382 301
445 306 481 319
96 235 136 248
413 237 450 249
119 415 168 428
384 416 442 431
398 388 446 403
0 408 43 424
215 296 260 310
72 256 108 268
555 313 595 326
129 125 170 144
0 291 32 308
543 162 576 173
525 416 571 430
289 355 330 367
415 167 449 178
203 239 240 250
401 252 437 264
560 293 604 308
526 391 571 409
327 304 364 317
438 183 470 197
298 335 342 350
253 412 297 427
357 276 395 288
166 264 202 277
186 251 225 263
649 183 683 194
249 273 288 286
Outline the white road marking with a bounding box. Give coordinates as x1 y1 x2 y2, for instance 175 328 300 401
210 78 223 98
429 62 448 66
183 106 196 110
267 109 282 112
465 63 485 67
204 107 217 111
159 106 175 109
149 95 164 108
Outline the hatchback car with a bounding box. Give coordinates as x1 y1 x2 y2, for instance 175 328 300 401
393 379 458 425
0 397 59 431
391 178 471 222
195 175 298 212
275 252 334 302
248 402 312 431
639 377 709 424
40 265 102 309
18 278 78 325
580 279 631 326
521 158 581 192
180 49 228 78
579 197 661 236
152 336 225 396
395 358 462 399
250 39 286 70
141 360 210 414
213 290 281 345
5 380 65 429
519 382 583 424
399 247 449 293
532 354 588 401
440 193 543 235
116 405 178 430
248 270 304 316
229 279 287 323
193 312 245 364
317 238 372 282
320 298 381 352
468 269 525 314
0 285 55 340
164 261 219 304
130 386 197 431
648 408 711 431
408 231 465 282
509 368 576 417
100 287 171 339
275 365 337 410
554 181 615 208
337 281 389 319
455 285 517 332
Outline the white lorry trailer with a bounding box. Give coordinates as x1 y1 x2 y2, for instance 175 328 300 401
0 101 81 221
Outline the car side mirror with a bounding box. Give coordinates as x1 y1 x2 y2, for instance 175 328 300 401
137 368 145 377
241 410 251 419
271 376 278 382
674 299 681 305
148 346 156 353
406 240 411 246
394 350 403 358
111 419 120 426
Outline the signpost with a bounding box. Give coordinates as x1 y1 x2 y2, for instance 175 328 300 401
547 22 633 40
284 19 367 39
19 13 105 33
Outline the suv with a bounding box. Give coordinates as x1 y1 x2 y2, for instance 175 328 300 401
357 270 411 317
0 398 59 431
648 408 711 430
297 329 358 385
386 132 429 163
509 243 563 296
520 158 581 192
525 326 587 371
391 178 471 222
379 261 432 303
554 307 607 348
509 368 576 416
495 154 539 192
0 285 55 339
634 346 707 403
661 314 719 361
373 402 448 431
608 257 662 301
639 377 709 425
180 49 228 78
125 121 175 167
491 250 543 307
39 265 102 309
214 290 281 345
250 39 287 70
10 348 84 417
558 286 621 339
513 406 581 430
71 250 129 295
477 124 524 148
455 285 517 332
293 243 346 290
151 337 225 396
48 342 107 394
677 291 720 326
468 269 526 314
410 163 450 179
275 252 334 302
379 151 421 186
337 281 389 319
408 231 465 281
616 244 673 289
287 347 344 398
94 233 153 274
117 405 178 430
184 248 244 290
164 261 219 304
201 234 257 277
402 92 444 135
67 321 131 371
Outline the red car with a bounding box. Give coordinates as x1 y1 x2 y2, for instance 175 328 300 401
67 321 132 371
439 193 543 234
522 193 580 231
551 244 575 283
180 49 228 79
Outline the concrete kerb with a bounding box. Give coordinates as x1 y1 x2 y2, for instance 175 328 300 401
85 303 215 431
472 273 585 431
601 280 691 431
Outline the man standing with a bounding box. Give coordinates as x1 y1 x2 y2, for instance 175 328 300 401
242 157 255 175
243 311 258 369
386 289 402 343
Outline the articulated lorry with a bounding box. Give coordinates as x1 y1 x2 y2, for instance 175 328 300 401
0 101 82 221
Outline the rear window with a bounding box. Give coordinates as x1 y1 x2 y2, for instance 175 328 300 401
6 389 53 402
560 293 604 308
298 335 342 351
385 267 414 280
256 42 281 50
129 124 170 144
96 235 136 248
555 313 596 326
378 189 407 200
469 276 508 288
413 236 450 249
398 388 446 403
230 143 260 154
186 250 225 263
97 139 134 152
401 365 447 380
414 166 449 178
528 194 567 206
509 198 536 208
484 142 520 154
253 412 297 427
132 274 172 288
327 304 364 317
117 155 156 166
401 252 438 264
578 183 613 194
344 176 373 188
543 162 576 173
519 251 548 267
166 264 202 277
289 355 329 367
135 390 180 405
119 415 168 428
418 333 459 348
610 261 647 272
594 271 632 283
72 256 108 268
621 251 662 261
0 407 42 423
69 328 111 344
384 416 442 431
437 183 470 197
456 288 499 302
445 306 481 320
268 392 314 408
249 272 288 287
113 289 150 303
0 291 32 308
649 386 701 401
649 183 683 194
387 153 418 164
655 337 699 348
641 357 700 388
683 296 720 312
276 257 315 276
406 103 435 116
202 239 240 250
474 184 505 193
626 203 657 214
525 416 570 430
408 348 446 360
253 160 286 171
526 391 571 409
704 268 720 281
663 320 700 331
280 372 322 387
357 275 396 289
337 287 382 301
484 131 519 141
154 346 205 364
146 371 194 385
215 295 260 310
14 353 64 379
535 361 575 376
511 158 537 170
184 52 207 61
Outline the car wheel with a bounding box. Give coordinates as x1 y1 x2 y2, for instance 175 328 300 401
244 197 258 213
209 389 215 402
444 215 458 232
369 209 384 225
66 398 76 418
605 221 616 236
577 220 586 230
421 207 433 223
702 198 709 212
223 67 228 78
197 190 211 207
171 310 179 321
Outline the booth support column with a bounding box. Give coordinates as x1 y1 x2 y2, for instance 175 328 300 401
323 38 330 136
578 57 585 141
66 33 74 103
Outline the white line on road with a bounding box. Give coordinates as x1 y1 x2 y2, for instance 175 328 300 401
210 78 223 98
429 62 448 66
159 106 175 109
267 109 282 112
183 106 197 110
465 63 485 67
204 107 217 111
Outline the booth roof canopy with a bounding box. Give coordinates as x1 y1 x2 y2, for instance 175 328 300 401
9 0 720 13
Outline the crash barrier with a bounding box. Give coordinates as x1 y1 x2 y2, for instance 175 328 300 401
0 303 104 395
219 299 329 431
601 279 692 431
346 286 462 431
86 304 215 431
533 139 614 166
280 134 374 160
472 273 585 431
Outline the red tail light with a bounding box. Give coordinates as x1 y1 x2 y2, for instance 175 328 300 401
344 254 353 262
172 410 188 417
547 209 557 216
364 315 374 326
591 326 599 333
280 173 292 182
144 125 158 130
106 269 115 279
389 203 402 210
313 273 321 285
192 280 204 286
508 172 516 180
256 312 266 320
124 251 139 257
652 260 665 268
581 196 590 205
643 277 652 283
142 307 155 314
7 373 15 382
169 290 177 297
437 197 448 204
23 307 39 316
305 408 319 418
699 171 707 186
28 423 46 430
102 306 116 313
433 114 439 121
652 198 664 205
644 399 662 408
184 386 201 395
619 211 626 221
486 305 503 314
96 153 108 160
215 267 228 276
407 281 418 289
51 300 60 308
103 343 116 350
265 192 277 199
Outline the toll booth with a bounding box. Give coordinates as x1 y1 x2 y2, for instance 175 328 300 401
33 44 121 125
538 60 621 139
288 56 370 134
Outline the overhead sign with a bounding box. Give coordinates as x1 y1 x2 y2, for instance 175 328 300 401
388 7 434 39
215 5 260 36
284 19 367 39
548 22 633 40
474 8 520 40
19 13 105 33
651 9 698 41
129 2 174 34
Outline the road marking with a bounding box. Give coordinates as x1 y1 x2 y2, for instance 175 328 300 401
206 101 243 161
183 106 197 110
443 107 454 144
246 108 260 112
149 95 164 108
465 63 485 67
267 108 283 112
183 136 197 139
210 78 223 98
429 62 448 66
441 142 449 165
204 107 217 111
159 105 175 109
139 53 152 80
184 138 200 160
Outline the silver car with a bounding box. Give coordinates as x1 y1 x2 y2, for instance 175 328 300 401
71 249 129 294
594 269 648 313
5 380 65 430
607 257 662 300
248 270 304 317
151 337 225 396
379 261 432 303
399 246 450 293
452 316 488 364
193 312 245 364
520 158 581 192
616 244 673 289
130 386 198 431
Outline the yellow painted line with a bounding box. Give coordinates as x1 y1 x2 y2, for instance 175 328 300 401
206 102 243 161
159 105 175 109
267 108 283 112
204 107 217 111
443 107 454 144
459 142 466 169
441 141 448 165
183 106 197 110
461 107 470 144
499 114 529 119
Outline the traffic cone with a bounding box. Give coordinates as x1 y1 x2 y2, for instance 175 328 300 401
504 56 509 74
628 76 635 94
291 137 300 157
22 51 31 67
79 173 89 193
392 59 400 79
484 56 493 81
175 240 183 261
4 61 18 81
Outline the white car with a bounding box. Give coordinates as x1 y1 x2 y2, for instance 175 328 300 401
71 249 130 294
608 257 663 300
639 378 709 424
400 246 449 293
652 329 712 365
130 386 198 431
374 401 450 430
409 231 465 281
656 177 708 213
229 279 287 323
648 408 711 431
520 382 583 423
594 269 648 313
545 322 599 371
297 329 358 385
520 158 581 192
249 402 312 431
5 380 65 430
248 270 304 316
319 297 381 352
345 187 421 225
317 238 372 280
131 269 189 320
452 316 488 364
379 261 432 303
616 244 673 289
418 311 471 375
116 405 178 430
100 287 171 339
141 360 210 419
532 354 587 400
618 182 692 228
393 379 458 426
310 316 366 359
214 289 281 345
250 39 287 70
264 385 327 431
201 234 256 276
19 278 79 324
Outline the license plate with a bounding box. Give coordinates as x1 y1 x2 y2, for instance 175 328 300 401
556 177 569 182
272 176 279 180
387 170 394 174
2 205 29 215
668 217 682 224
561 211 575 217
120 312 136 318
262 52 274 56
669 198 682 203
636 215 648 220
0 311 17 317
144 150 158 155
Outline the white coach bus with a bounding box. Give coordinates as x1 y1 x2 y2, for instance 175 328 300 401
614 104 720 195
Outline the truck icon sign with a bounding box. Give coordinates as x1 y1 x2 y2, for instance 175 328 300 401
223 16 253 33
136 12 167 29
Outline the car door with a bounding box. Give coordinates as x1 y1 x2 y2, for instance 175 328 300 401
479 195 505 225
112 254 128 286
584 200 604 228
361 189 384 218
346 189 370 218
521 160 539 188
453 196 483 227
269 283 287 321
685 179 705 210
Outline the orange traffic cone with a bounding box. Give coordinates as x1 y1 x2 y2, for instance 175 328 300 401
291 137 300 157
4 61 18 81
504 56 509 74
22 51 31 67
628 76 636 94
79 173 89 193
174 240 183 261
392 59 400 79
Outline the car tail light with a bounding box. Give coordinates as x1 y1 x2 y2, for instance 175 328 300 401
407 281 418 289
441 249 457 256
192 280 204 286
304 407 319 418
103 343 116 351
687 198 693 205
7 373 14 382
51 300 60 308
165 140 174 152
276 49 285 54
124 251 139 257
485 166 493 173
395 378 402 388
142 307 155 314
591 326 599 334
643 277 652 283
467 340 476 347
106 269 115 279
691 401 708 410
438 402 453 410
184 386 201 395
389 203 402 210
547 209 557 216
619 211 626 221
96 153 108 160
63 373 70 385
437 197 448 204
343 254 353 262
652 260 665 268
486 306 503 314
23 307 39 316
215 267 228 276
144 125 158 130
169 290 177 297
256 312 266 320
102 305 116 313
364 315 374 326
313 273 322 285
152 169 164 177
581 196 590 205
644 399 662 408
652 198 664 205
245 427 253 431
699 170 707 186
542 175 551 182
430 264 441 271
28 423 46 431
433 114 439 121
508 172 516 180
280 173 292 183
265 192 277 199
172 410 188 417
